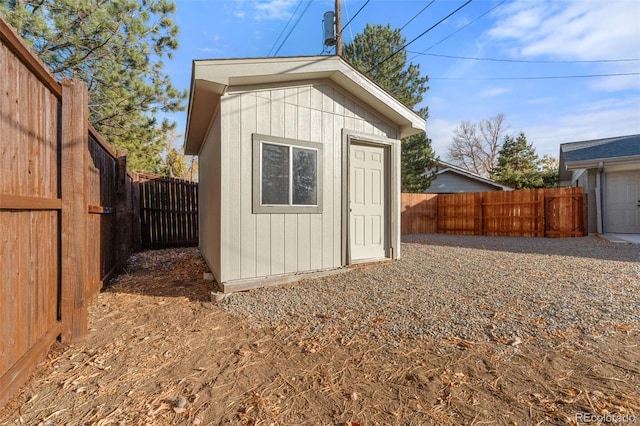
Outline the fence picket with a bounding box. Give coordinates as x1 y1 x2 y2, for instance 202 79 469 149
137 174 198 249
403 187 586 238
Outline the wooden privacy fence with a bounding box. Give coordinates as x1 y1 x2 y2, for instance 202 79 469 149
402 187 586 238
138 173 198 249
0 18 138 408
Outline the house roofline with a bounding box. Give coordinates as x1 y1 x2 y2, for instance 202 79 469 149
564 154 640 170
435 161 513 190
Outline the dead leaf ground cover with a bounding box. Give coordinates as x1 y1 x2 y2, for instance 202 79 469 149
1 243 638 425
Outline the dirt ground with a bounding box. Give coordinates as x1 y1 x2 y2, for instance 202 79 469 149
1 245 639 425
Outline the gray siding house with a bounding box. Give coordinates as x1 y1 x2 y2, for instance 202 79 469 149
184 56 424 292
426 161 512 193
559 135 640 234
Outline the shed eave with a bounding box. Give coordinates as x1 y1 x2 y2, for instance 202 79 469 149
184 79 226 155
184 56 425 153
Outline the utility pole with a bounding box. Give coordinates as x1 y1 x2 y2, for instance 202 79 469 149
335 0 342 56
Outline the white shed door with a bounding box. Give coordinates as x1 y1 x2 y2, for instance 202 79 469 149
605 171 640 233
350 143 387 260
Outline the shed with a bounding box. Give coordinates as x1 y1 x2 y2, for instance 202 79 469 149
184 56 425 292
559 134 640 234
426 161 512 193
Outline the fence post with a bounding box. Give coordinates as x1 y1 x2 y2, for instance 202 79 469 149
115 151 129 269
60 78 89 343
131 172 142 251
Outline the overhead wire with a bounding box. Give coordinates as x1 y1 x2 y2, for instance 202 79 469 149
343 0 354 42
267 0 304 56
273 0 313 56
430 72 640 80
367 0 474 73
400 0 435 31
407 51 640 63
412 0 506 58
340 0 370 35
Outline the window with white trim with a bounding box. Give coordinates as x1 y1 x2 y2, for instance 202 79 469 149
252 134 323 214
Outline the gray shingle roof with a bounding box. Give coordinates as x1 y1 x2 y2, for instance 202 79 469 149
560 134 640 163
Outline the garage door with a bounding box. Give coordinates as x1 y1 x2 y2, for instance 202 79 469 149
605 171 640 233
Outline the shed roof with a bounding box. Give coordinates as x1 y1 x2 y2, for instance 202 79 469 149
184 56 426 155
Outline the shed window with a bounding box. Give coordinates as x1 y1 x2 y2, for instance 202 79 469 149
253 134 323 214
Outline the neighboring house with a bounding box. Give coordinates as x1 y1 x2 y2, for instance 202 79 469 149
184 56 424 292
425 161 512 193
559 134 640 234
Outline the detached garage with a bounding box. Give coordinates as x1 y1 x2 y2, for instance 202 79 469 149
559 135 640 235
184 56 425 292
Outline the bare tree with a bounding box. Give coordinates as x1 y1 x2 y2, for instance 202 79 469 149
447 114 507 178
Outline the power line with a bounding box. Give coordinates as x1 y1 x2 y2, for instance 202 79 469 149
430 72 640 80
267 0 304 56
367 0 474 73
400 0 435 31
415 0 506 56
343 0 354 43
273 0 313 56
340 0 370 35
408 51 640 64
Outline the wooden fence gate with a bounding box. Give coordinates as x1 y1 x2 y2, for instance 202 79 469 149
138 174 198 249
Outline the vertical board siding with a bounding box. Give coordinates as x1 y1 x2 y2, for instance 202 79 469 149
214 82 400 284
320 85 335 270
221 94 242 280
401 187 586 237
309 88 324 271
268 89 286 276
255 94 272 277
240 93 257 279
283 88 298 274
197 111 221 278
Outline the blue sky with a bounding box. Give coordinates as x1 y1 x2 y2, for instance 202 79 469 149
165 0 640 159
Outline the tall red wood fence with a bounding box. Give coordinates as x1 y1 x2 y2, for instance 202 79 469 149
402 187 586 238
0 18 136 408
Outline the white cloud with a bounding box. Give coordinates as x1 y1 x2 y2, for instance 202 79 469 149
254 0 297 20
478 87 511 97
520 98 640 157
490 1 640 61
426 117 458 158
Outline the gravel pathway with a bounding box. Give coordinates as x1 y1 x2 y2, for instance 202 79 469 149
221 235 640 346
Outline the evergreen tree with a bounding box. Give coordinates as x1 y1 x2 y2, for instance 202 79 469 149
539 155 559 188
401 108 437 192
493 132 543 189
343 24 436 192
343 23 428 109
163 147 189 179
0 0 187 172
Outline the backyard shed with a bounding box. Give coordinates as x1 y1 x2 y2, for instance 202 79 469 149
184 56 425 292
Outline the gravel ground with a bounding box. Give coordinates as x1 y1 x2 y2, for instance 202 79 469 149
221 234 640 346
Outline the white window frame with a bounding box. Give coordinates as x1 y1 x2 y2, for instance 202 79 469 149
252 133 323 214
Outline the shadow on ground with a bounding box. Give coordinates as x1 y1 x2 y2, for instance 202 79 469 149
104 247 213 302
